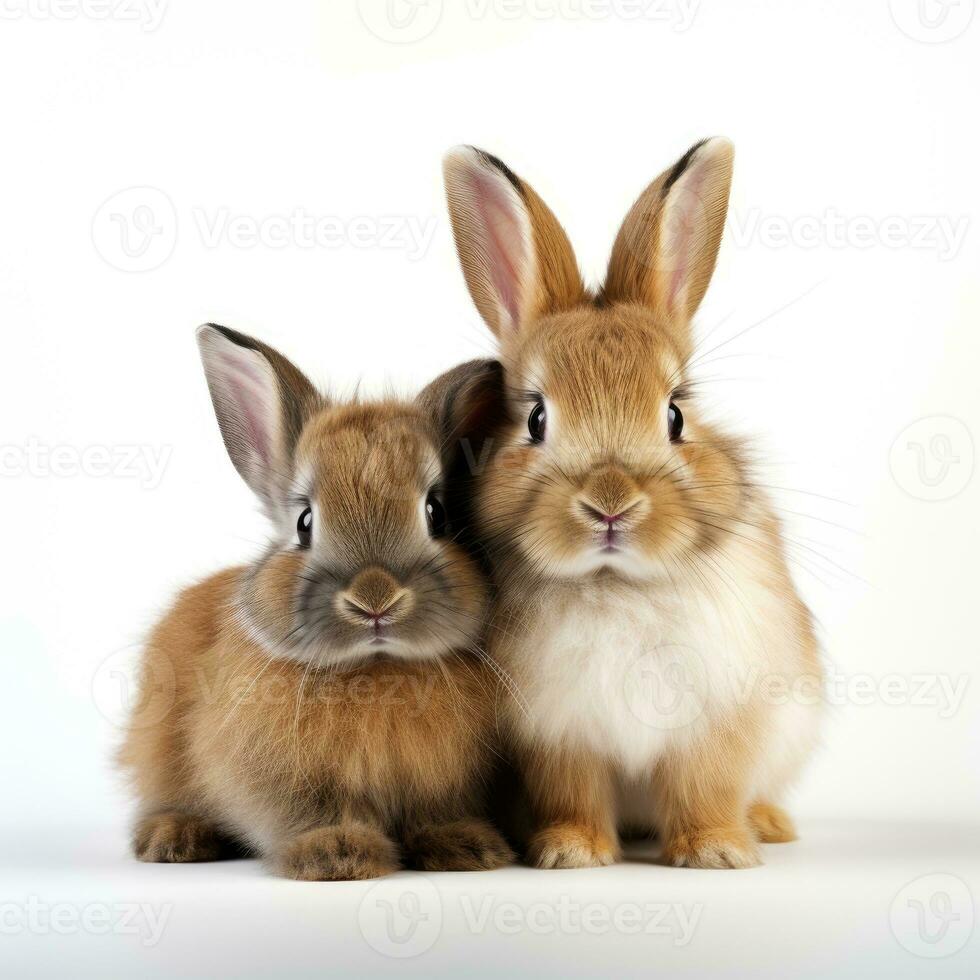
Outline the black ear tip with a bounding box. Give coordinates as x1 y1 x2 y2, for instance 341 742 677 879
661 139 711 197
661 137 734 199
198 323 260 351
470 148 524 198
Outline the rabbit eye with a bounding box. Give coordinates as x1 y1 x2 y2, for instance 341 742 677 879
425 491 447 538
528 401 546 443
668 402 684 442
296 507 313 548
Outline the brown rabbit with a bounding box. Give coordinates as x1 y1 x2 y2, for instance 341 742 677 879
441 140 823 869
117 325 512 880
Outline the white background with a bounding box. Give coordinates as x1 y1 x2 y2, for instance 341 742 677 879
1 1 977 977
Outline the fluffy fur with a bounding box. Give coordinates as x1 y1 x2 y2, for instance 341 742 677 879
442 139 823 869
118 326 512 879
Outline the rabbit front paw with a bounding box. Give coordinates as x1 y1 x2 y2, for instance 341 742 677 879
404 818 514 871
133 811 238 863
527 822 619 869
273 822 399 881
664 825 760 869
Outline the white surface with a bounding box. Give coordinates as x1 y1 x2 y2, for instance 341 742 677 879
2 1 978 976
1 821 977 978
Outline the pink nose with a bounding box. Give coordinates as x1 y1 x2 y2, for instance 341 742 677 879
580 502 628 526
344 598 400 625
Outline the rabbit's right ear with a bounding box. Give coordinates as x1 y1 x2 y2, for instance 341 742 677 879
603 137 734 332
196 324 320 512
417 358 506 471
443 147 585 343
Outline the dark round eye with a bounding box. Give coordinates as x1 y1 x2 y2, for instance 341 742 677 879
296 507 313 548
668 402 684 442
528 401 546 443
425 492 447 538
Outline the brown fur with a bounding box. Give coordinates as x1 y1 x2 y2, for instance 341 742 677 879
516 743 620 869
118 330 513 879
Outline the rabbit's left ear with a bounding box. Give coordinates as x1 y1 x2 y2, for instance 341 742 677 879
603 137 734 331
443 146 586 343
196 324 320 515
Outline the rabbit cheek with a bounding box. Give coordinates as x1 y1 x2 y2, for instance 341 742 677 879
635 478 702 560
540 489 590 564
434 542 487 623
487 439 536 501
485 452 577 569
246 550 308 646
674 439 743 540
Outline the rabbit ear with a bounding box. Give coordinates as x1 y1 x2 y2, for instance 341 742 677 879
417 358 507 547
603 138 733 330
417 358 506 470
196 324 320 511
443 146 585 342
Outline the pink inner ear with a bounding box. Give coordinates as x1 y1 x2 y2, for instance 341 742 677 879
471 168 527 330
220 348 276 468
664 163 708 314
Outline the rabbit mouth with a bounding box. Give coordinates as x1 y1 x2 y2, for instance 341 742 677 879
575 496 645 557
599 524 623 552
359 623 401 650
592 524 631 558
349 627 454 662
367 632 398 652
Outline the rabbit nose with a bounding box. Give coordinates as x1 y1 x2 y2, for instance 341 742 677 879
339 568 412 625
579 467 644 524
578 501 641 527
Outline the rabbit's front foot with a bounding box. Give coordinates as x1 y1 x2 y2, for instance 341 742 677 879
404 818 514 871
663 824 760 869
527 822 619 869
133 810 238 863
272 822 399 881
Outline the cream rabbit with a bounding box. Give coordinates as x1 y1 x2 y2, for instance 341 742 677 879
441 140 823 869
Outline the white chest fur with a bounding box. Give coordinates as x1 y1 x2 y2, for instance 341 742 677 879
504 557 794 778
